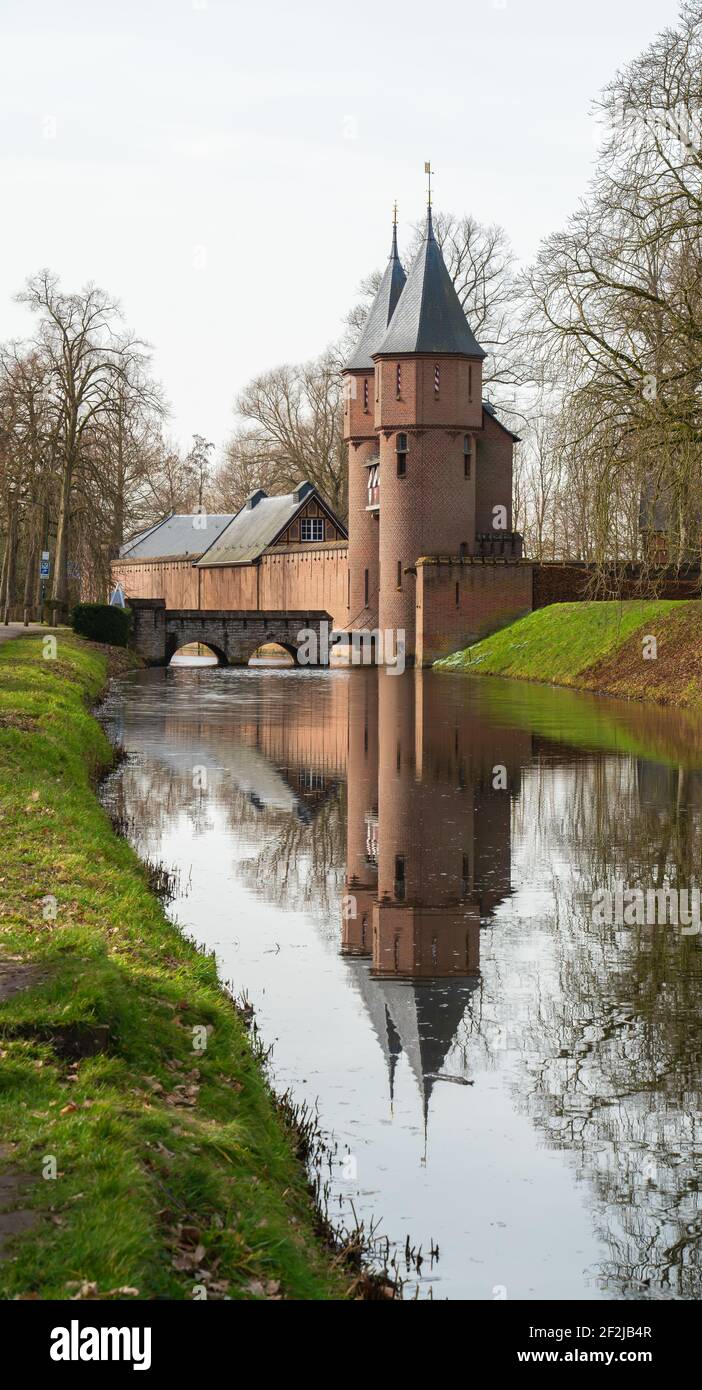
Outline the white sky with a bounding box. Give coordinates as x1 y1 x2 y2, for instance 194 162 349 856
0 0 683 452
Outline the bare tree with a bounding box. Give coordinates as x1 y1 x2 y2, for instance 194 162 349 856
16 271 155 619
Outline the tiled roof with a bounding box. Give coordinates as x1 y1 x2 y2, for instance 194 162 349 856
197 482 347 567
119 513 235 560
346 224 407 370
376 209 485 359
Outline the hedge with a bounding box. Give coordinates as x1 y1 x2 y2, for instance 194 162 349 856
71 602 132 647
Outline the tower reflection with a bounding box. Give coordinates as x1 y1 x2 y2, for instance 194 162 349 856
342 669 530 1117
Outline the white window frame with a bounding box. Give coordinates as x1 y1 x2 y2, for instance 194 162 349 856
301 516 324 542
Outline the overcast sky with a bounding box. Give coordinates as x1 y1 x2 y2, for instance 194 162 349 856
0 0 683 452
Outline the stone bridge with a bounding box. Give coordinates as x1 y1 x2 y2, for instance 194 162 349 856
129 598 334 667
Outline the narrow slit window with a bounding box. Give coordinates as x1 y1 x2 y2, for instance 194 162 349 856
364 568 369 606
455 581 460 607
397 559 402 589
434 363 440 395
468 364 473 401
396 431 407 476
464 434 471 478
394 856 406 902
363 377 369 412
396 363 402 398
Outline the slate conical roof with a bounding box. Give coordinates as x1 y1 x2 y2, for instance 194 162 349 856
375 208 486 359
346 223 407 370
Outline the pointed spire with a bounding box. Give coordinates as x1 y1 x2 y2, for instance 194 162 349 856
345 215 407 371
375 204 486 359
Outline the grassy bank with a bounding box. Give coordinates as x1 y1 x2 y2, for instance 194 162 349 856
435 600 702 707
0 634 350 1300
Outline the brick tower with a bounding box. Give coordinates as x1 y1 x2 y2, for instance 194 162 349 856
342 218 405 633
372 205 486 662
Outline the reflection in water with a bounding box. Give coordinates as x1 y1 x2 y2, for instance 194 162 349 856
101 667 702 1300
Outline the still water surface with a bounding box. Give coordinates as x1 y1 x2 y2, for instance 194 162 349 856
100 666 702 1300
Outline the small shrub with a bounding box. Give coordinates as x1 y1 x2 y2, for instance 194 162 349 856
71 603 132 648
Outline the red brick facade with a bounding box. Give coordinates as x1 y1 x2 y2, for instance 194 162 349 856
415 558 533 666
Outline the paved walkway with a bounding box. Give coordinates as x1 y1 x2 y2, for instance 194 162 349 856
0 623 58 647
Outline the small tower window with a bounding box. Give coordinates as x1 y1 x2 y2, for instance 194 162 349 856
364 568 369 606
363 377 369 412
434 363 440 395
455 581 460 607
463 434 471 478
394 856 406 902
396 432 407 477
397 559 402 589
468 364 473 401
396 363 402 398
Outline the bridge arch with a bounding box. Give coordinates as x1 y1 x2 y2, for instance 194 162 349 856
129 601 333 668
166 633 229 666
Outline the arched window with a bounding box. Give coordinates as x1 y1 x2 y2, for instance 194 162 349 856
463 434 471 478
396 363 402 398
396 432 407 477
434 363 440 395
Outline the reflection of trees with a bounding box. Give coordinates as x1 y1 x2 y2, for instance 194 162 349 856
510 753 702 1298
234 784 345 925
103 754 346 928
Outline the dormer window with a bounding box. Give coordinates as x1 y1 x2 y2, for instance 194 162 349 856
396 363 402 398
434 363 440 395
463 434 471 478
396 432 407 477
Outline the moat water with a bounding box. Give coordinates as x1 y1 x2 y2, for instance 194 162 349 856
99 665 702 1300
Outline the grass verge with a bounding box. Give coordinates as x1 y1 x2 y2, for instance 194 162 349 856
0 633 351 1300
435 600 702 707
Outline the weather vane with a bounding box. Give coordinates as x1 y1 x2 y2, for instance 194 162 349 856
424 160 434 207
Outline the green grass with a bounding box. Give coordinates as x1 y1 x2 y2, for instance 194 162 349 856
435 600 683 684
0 635 349 1300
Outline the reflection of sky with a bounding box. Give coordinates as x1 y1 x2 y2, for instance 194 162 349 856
101 668 702 1301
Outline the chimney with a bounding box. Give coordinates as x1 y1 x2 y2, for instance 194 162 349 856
245 489 267 510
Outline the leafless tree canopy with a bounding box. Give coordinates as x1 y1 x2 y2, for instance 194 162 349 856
3 6 702 610
519 2 702 579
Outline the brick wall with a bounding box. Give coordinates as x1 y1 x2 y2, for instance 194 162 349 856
532 562 701 607
113 543 349 628
416 558 533 666
475 409 514 534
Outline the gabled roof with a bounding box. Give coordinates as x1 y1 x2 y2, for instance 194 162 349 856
119 513 235 560
376 208 485 359
196 481 347 567
483 399 521 443
346 223 407 371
